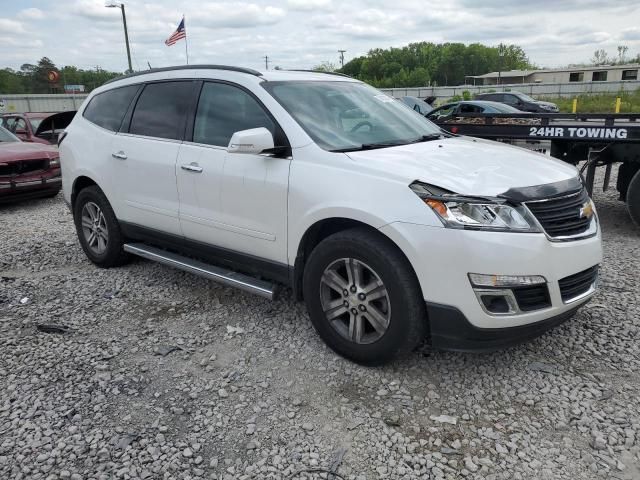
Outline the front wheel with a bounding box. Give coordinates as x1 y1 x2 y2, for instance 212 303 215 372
302 228 427 365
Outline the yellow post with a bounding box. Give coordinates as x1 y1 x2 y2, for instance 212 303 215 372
615 97 621 113
572 98 577 113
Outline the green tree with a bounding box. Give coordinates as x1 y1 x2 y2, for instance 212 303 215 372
340 41 534 87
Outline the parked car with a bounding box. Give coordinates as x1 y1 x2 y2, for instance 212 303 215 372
427 100 523 121
0 126 61 203
475 92 559 113
60 66 602 365
400 96 434 116
1 111 76 145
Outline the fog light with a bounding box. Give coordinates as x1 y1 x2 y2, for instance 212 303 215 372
468 273 546 288
480 294 511 314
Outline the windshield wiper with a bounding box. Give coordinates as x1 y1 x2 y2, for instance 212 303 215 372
330 142 407 153
409 133 445 143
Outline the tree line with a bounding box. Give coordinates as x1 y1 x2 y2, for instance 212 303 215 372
0 57 122 94
316 43 640 88
335 42 533 88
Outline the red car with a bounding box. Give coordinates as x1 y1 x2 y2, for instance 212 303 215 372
1 111 76 145
0 126 61 203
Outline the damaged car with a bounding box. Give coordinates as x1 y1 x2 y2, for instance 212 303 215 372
0 125 61 203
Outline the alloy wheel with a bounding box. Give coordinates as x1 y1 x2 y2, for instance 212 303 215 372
319 258 391 344
81 201 109 255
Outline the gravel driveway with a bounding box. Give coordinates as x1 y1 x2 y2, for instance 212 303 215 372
1 172 639 480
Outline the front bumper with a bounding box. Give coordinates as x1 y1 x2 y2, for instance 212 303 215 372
379 221 603 332
0 175 61 203
427 301 584 352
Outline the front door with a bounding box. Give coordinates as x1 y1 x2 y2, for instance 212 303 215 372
176 81 291 264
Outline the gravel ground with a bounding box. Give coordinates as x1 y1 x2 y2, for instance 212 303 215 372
1 169 639 480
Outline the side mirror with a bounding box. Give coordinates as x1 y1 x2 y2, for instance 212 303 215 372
227 127 274 155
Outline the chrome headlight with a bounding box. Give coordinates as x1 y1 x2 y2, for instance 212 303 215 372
410 182 541 233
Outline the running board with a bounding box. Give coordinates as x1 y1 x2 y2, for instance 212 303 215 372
123 243 277 300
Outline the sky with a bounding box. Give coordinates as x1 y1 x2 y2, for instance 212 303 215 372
1 0 640 75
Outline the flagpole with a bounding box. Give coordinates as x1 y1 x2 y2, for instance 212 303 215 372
184 15 189 65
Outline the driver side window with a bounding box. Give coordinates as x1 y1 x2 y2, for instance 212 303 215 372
193 82 275 147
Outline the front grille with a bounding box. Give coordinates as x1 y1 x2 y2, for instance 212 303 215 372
512 284 551 311
559 266 598 302
0 159 49 177
525 189 592 238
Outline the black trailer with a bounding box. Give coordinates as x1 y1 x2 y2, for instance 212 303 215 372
433 113 640 225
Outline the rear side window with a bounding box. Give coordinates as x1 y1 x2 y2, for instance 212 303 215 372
129 82 194 140
83 85 138 131
193 82 275 147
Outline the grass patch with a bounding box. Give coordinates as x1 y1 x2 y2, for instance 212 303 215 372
539 89 640 113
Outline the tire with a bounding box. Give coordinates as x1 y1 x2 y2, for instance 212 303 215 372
627 168 640 227
302 227 427 366
73 185 129 268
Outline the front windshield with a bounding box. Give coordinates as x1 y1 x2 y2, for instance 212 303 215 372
263 81 443 151
0 126 20 143
29 118 43 130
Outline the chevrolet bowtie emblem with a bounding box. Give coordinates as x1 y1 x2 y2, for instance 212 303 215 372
579 201 593 219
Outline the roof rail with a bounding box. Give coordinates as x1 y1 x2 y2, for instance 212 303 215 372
287 69 351 78
104 64 263 85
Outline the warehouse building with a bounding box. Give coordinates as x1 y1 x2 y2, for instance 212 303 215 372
467 63 639 85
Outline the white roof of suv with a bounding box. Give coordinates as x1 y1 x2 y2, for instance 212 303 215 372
103 65 356 88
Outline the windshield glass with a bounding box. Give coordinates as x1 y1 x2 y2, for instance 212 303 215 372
0 126 20 143
263 81 443 151
29 118 44 130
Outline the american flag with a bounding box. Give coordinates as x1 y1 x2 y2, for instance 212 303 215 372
165 18 186 46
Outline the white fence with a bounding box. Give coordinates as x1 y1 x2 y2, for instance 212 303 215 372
381 80 640 101
0 94 88 114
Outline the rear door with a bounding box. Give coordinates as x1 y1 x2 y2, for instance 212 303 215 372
111 81 196 236
176 81 291 263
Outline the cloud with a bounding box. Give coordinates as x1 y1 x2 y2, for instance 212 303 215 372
1 0 639 73
0 18 25 34
197 3 286 28
18 8 45 20
287 0 332 11
621 28 640 41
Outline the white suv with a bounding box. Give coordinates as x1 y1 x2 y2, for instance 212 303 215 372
60 66 602 365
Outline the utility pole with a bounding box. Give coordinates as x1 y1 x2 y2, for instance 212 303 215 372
263 56 269 70
105 2 133 74
338 50 346 68
497 43 505 86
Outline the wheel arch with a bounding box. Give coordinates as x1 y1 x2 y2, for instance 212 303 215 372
291 216 420 302
71 175 99 209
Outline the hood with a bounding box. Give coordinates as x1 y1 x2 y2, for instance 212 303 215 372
345 136 578 197
0 142 58 164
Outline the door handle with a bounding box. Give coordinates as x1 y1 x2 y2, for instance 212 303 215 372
111 151 127 160
181 163 203 173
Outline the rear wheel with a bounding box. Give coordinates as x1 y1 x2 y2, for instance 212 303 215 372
302 228 427 365
73 186 129 267
627 168 640 227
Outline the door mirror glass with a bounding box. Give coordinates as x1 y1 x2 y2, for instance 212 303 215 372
227 127 275 155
